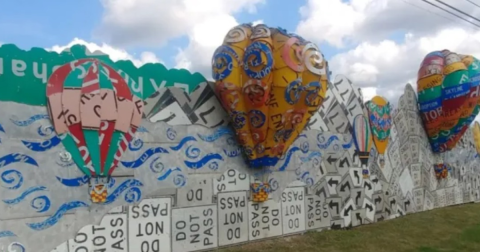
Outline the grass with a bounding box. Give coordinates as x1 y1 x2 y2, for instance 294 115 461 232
219 203 480 252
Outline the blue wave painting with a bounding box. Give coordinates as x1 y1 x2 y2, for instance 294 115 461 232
26 201 89 231
317 135 340 149
0 153 38 168
157 167 181 181
21 136 61 152
0 230 16 238
31 195 51 213
1 170 24 189
342 137 353 149
278 146 309 171
197 126 233 142
184 153 223 169
103 179 144 204
300 151 321 163
170 136 197 151
10 114 49 126
3 185 47 205
56 175 90 187
121 147 169 169
8 242 25 252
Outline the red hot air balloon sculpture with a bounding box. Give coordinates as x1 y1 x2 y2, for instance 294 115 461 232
46 58 144 203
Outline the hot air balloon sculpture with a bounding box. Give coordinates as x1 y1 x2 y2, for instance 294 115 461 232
212 23 328 167
366 96 392 168
212 23 329 201
417 50 480 154
473 122 480 157
352 114 373 178
47 58 143 203
434 163 450 180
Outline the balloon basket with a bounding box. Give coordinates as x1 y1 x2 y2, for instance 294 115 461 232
362 169 369 179
250 182 270 202
89 177 109 203
434 164 449 180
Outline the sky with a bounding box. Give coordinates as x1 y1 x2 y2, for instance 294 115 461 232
1 0 480 106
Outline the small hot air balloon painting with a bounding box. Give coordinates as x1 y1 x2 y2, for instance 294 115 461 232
46 58 143 203
434 163 450 180
473 121 480 157
211 23 329 171
366 96 392 168
352 114 373 178
417 50 480 153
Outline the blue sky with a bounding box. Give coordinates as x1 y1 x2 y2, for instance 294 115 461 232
0 0 349 69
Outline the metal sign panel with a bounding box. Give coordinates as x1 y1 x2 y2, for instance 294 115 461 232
172 205 218 252
177 175 214 207
281 187 306 235
217 191 248 246
248 200 282 240
128 198 172 252
214 169 250 195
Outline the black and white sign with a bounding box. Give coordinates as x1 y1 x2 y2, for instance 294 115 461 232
248 200 282 240
217 191 248 246
128 198 171 252
281 187 306 234
177 176 213 207
172 205 217 252
214 169 249 194
305 195 331 230
69 208 127 252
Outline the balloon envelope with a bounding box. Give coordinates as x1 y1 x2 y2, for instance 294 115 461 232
46 59 141 177
212 24 329 168
366 96 392 155
352 114 373 167
417 50 480 153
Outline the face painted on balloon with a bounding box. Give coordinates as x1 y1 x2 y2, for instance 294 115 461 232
212 48 235 81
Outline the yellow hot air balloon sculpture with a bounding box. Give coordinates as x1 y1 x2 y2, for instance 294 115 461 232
212 23 329 170
473 121 480 156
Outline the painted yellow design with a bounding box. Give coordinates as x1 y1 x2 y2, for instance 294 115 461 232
250 183 270 202
90 184 108 203
473 122 480 155
212 24 328 168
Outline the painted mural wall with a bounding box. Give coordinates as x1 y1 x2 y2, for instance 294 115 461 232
0 44 479 252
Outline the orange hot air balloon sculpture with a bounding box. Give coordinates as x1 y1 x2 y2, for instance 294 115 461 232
211 23 329 168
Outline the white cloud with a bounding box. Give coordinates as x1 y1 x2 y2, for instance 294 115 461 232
96 0 265 78
297 0 480 105
296 0 478 47
97 0 265 47
47 38 162 67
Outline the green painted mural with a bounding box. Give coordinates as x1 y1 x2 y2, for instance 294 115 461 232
0 44 208 105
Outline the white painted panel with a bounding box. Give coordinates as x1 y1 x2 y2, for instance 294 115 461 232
217 191 248 246
128 198 172 252
214 169 250 195
177 175 213 207
172 205 217 252
248 200 282 241
281 187 306 234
